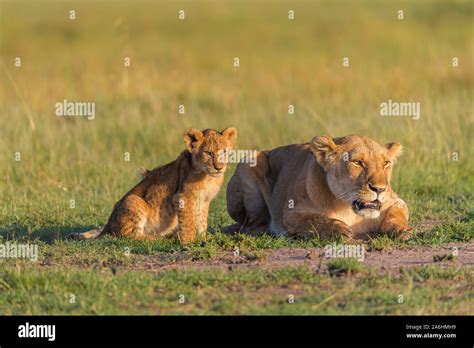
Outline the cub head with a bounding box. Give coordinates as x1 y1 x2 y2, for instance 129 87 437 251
183 126 238 177
310 134 403 219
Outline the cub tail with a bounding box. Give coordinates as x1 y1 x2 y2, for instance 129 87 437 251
67 226 104 240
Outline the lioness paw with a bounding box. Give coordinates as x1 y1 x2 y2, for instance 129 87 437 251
308 219 353 240
331 220 354 241
382 222 413 241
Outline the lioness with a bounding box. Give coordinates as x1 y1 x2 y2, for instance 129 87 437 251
224 134 411 241
71 127 237 244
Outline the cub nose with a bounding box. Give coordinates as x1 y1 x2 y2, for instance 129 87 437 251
214 163 224 171
368 183 386 193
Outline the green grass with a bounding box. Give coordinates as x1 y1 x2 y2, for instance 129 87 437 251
0 265 471 315
0 0 472 315
327 258 366 277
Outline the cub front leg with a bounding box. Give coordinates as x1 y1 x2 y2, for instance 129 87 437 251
173 193 198 244
380 199 412 241
283 211 353 240
197 202 210 240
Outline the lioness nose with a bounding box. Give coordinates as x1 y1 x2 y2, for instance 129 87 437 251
368 183 386 193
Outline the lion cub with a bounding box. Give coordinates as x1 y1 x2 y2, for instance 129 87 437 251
73 127 237 244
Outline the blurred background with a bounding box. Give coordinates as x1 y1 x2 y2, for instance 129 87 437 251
0 0 472 236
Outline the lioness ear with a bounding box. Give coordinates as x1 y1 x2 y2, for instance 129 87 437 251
184 128 204 152
311 135 338 167
221 126 238 147
386 142 403 160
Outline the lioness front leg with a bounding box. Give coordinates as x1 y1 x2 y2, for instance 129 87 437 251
173 193 198 244
283 211 353 240
380 199 412 241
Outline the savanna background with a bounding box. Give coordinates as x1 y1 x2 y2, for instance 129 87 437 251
0 0 472 314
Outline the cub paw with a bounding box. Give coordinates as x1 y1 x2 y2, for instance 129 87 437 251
395 228 413 241
178 231 197 245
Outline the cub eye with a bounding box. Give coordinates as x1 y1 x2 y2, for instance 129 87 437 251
384 160 391 168
351 160 364 167
204 151 213 157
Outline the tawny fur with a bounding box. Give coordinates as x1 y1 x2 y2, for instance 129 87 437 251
71 127 237 244
224 134 411 241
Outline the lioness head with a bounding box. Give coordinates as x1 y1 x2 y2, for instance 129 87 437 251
184 127 238 177
310 134 403 219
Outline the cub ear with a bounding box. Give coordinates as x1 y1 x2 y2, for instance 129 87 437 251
310 135 338 167
221 126 238 146
139 166 150 179
184 128 204 152
386 142 403 160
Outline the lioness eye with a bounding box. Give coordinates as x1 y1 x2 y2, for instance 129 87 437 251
204 151 213 157
351 160 363 167
384 161 391 167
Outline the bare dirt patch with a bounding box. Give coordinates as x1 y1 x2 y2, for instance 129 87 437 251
123 242 474 274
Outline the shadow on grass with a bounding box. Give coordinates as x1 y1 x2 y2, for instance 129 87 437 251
0 220 470 250
0 224 99 244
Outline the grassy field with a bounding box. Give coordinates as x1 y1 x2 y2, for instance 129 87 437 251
0 0 473 315
0 262 472 315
